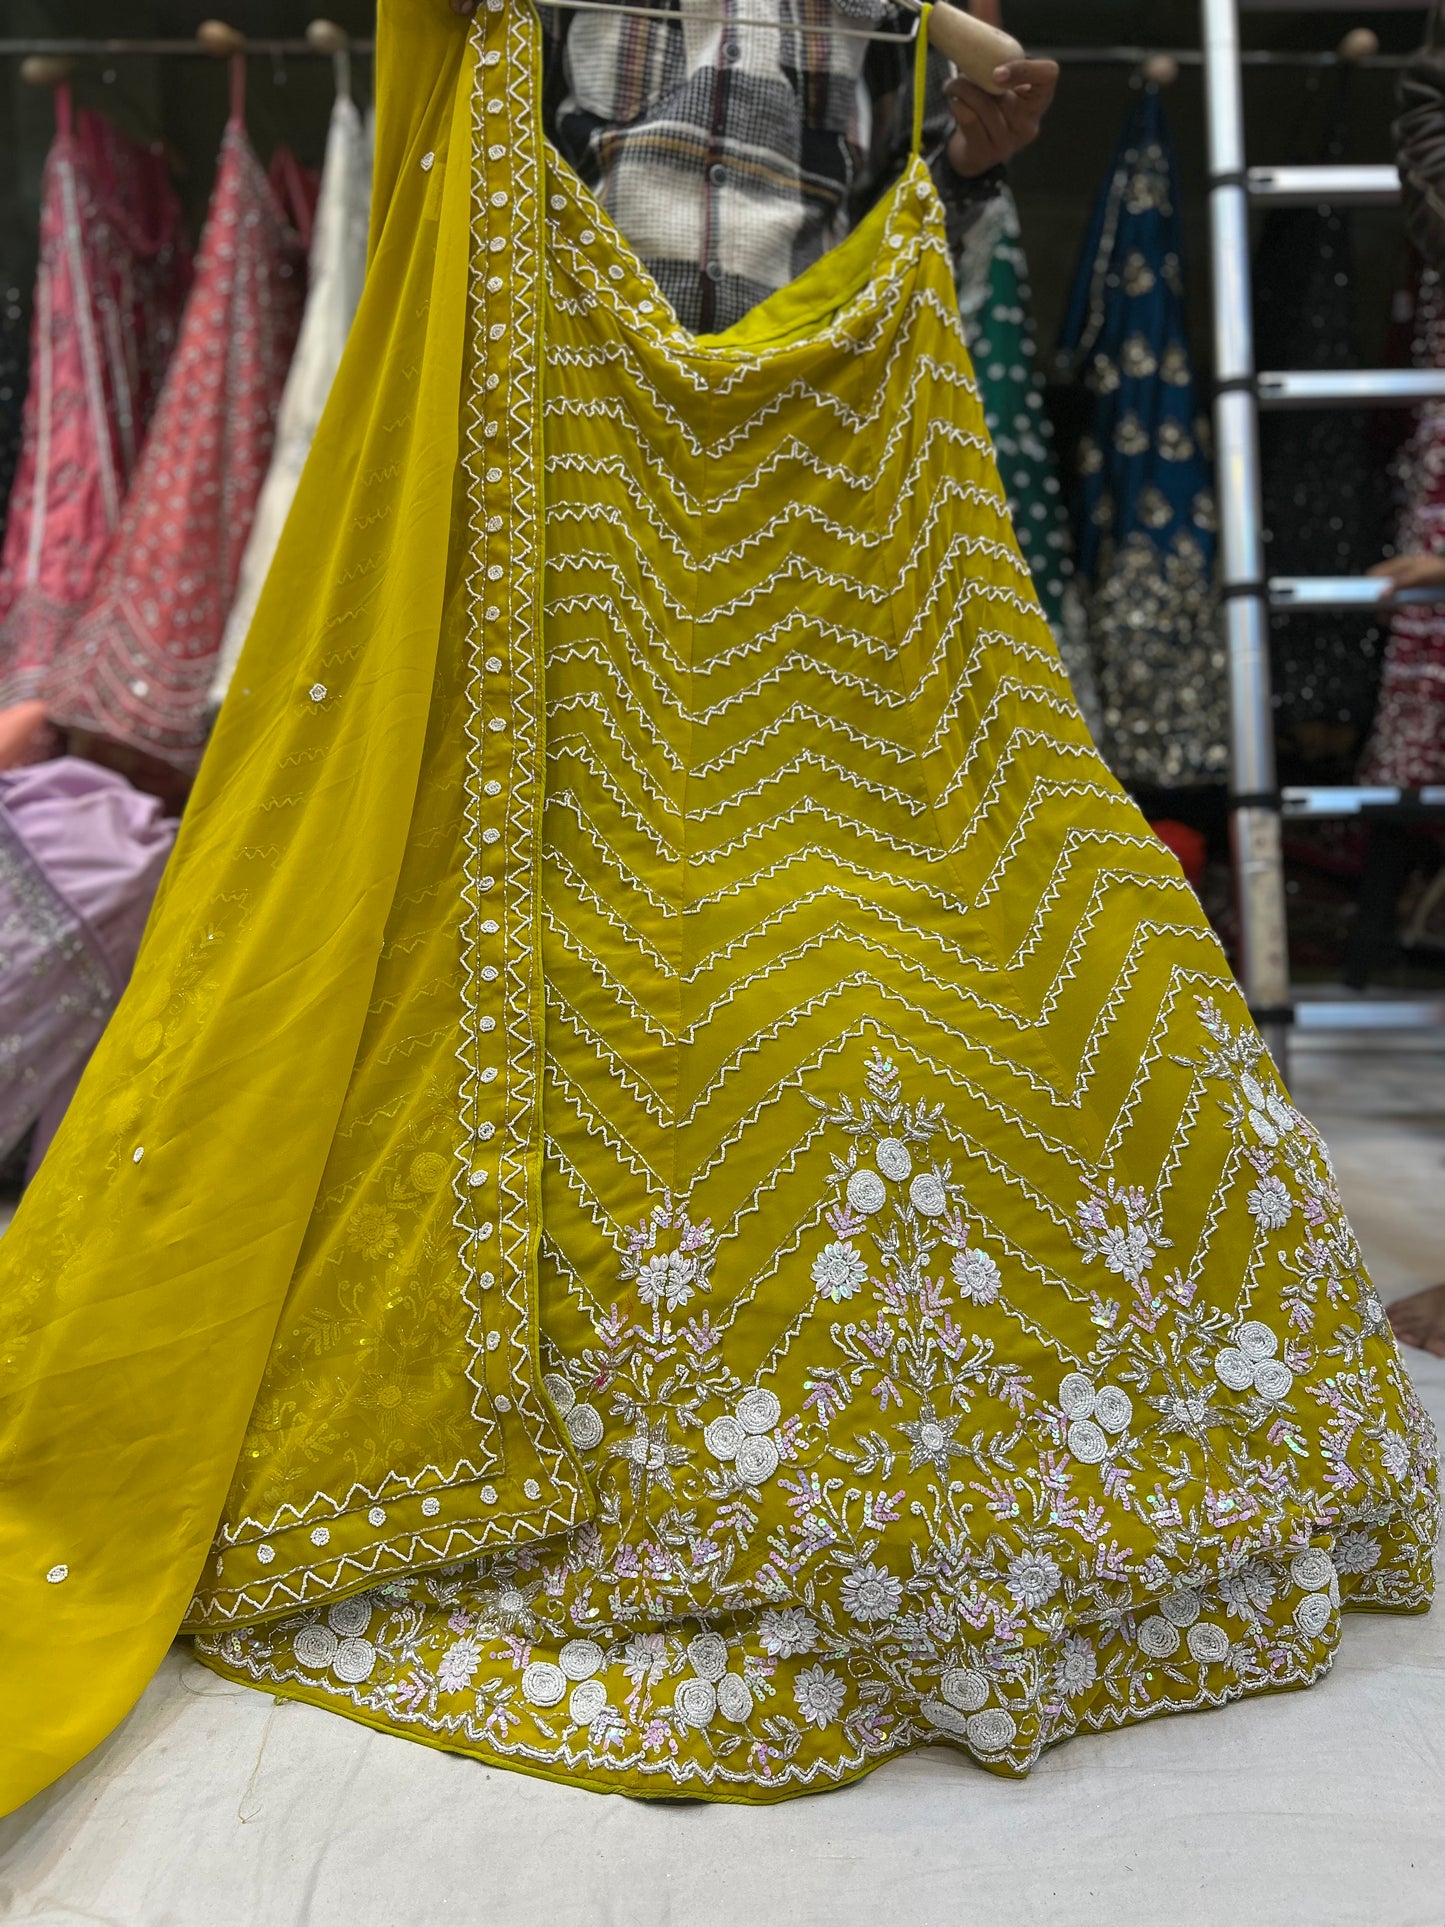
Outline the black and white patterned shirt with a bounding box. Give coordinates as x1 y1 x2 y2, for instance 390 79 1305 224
541 0 996 333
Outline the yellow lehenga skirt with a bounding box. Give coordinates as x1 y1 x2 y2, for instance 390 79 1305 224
0 0 1436 1811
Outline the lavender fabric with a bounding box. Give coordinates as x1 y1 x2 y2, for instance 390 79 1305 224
0 756 174 1166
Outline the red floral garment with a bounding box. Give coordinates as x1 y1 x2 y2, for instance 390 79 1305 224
0 88 190 714
46 62 313 772
1360 271 1445 786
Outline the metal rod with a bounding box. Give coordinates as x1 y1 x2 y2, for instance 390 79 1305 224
1202 0 1293 1075
1034 44 1413 67
1257 368 1445 406
0 34 1413 64
0 38 375 57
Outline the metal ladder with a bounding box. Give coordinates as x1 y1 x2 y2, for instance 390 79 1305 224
1201 0 1445 1070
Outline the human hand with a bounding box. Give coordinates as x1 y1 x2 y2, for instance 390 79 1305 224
941 0 1056 177
1367 553 1445 589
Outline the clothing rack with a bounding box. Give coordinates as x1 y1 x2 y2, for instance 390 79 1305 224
0 36 1415 67
0 40 376 58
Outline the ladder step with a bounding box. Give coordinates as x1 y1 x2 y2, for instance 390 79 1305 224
1245 163 1401 206
1292 998 1445 1034
1267 575 1445 610
1256 369 1445 408
1281 785 1445 817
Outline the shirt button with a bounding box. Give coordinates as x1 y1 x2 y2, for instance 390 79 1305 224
705 260 723 283
709 163 726 186
723 39 741 62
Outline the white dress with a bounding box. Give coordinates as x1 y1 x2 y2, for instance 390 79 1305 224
208 91 372 713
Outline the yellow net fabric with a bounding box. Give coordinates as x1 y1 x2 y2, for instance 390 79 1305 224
1 0 1436 1811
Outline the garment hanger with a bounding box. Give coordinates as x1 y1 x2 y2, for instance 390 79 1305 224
527 0 1024 91
306 19 353 103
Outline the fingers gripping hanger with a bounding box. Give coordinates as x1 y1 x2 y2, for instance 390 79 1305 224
526 0 1024 92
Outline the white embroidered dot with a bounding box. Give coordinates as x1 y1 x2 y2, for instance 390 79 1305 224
310 1526 330 1546
479 876 495 892
486 564 504 581
523 1479 541 1501
495 1396 512 1411
421 1495 440 1516
484 606 500 621
481 964 499 979
482 827 501 845
488 235 506 253
368 1506 386 1526
487 274 504 293
490 190 508 207
479 1269 496 1288
484 655 503 672
469 1168 489 1187
487 98 503 114
484 779 502 795
487 322 506 340
486 0 503 12
483 48 501 63
580 228 595 244
480 1067 499 1083
638 299 654 313
420 151 435 172
46 1564 68 1584
132 1146 145 1164
256 1543 275 1565
483 427 499 446
486 467 503 483
550 194 566 210
481 1484 498 1504
608 265 624 281
485 515 503 533
486 1330 500 1351
487 144 506 161
487 717 507 732
480 1016 496 1033
309 683 327 702
476 1222 494 1240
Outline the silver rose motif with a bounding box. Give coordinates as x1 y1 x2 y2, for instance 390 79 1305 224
737 1388 781 1434
846 1168 887 1214
1059 1372 1097 1419
522 1661 567 1707
1214 1348 1255 1391
560 1638 604 1680
1068 1418 1108 1464
940 1666 989 1713
875 1137 913 1181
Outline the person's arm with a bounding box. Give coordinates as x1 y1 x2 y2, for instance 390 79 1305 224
1396 2 1445 267
857 1 1057 253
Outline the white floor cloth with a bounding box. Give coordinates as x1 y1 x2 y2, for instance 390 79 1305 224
2 1043 1443 1927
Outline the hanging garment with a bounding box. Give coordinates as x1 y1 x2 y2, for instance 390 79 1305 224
43 64 311 772
0 92 190 714
1359 269 1445 785
209 91 372 715
1255 84 1392 782
1058 87 1228 789
0 277 28 524
955 186 1100 737
0 1 1434 1816
0 757 174 1167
